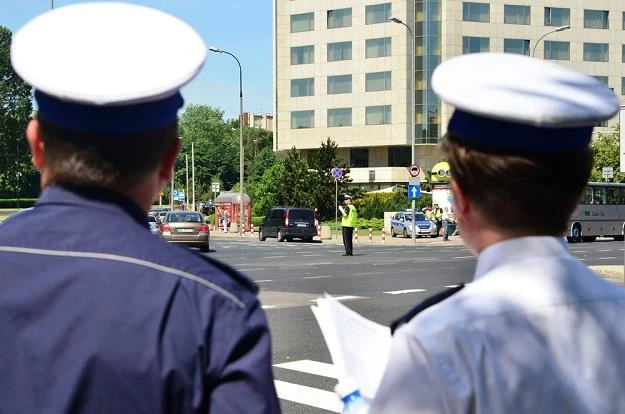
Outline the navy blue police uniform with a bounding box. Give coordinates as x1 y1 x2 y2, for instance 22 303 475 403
0 185 280 413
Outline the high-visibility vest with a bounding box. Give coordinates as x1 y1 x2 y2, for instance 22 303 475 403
434 208 443 220
341 205 357 227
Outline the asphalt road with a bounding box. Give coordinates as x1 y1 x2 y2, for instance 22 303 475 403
207 235 624 414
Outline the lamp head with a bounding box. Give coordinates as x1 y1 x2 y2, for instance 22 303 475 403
208 46 223 53
555 25 570 32
389 17 403 24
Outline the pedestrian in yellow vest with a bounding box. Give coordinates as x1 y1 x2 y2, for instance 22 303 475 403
338 194 357 256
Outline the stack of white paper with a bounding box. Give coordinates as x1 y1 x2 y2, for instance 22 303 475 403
311 294 392 399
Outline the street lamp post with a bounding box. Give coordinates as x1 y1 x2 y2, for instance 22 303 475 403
390 16 417 243
209 47 245 235
532 25 570 58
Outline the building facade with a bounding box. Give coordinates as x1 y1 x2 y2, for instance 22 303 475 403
273 0 625 188
242 112 274 132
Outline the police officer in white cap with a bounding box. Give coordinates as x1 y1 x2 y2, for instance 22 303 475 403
370 53 625 413
3 3 279 413
338 194 357 256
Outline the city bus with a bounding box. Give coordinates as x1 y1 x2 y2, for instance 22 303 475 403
566 182 625 242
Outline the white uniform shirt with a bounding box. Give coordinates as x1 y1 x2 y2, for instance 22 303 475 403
370 236 625 414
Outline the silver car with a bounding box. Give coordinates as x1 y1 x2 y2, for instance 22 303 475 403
161 211 210 252
147 215 161 236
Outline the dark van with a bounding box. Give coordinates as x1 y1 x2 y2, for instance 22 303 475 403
259 207 317 242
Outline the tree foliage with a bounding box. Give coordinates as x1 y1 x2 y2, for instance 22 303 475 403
0 26 37 198
589 126 625 183
308 137 351 220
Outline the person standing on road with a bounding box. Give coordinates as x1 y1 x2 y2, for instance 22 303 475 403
338 194 357 256
371 53 625 413
432 203 443 236
4 4 280 413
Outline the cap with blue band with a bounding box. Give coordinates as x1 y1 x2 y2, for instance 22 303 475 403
432 53 619 151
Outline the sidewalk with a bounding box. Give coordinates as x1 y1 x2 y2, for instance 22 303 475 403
209 227 465 247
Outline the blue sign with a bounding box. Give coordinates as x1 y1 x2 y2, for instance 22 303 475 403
331 167 343 180
408 184 421 200
179 192 186 202
173 189 179 201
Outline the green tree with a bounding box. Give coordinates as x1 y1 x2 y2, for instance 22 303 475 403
590 126 625 183
275 147 315 207
0 26 36 198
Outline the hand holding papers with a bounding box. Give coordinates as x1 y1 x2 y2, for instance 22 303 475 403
311 294 392 400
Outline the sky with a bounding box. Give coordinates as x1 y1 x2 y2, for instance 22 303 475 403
1 0 273 121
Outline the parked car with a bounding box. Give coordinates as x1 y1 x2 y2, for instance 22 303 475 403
160 211 210 251
259 207 317 242
390 209 438 238
147 215 161 236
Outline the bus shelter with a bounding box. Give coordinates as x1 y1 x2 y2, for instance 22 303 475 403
214 192 251 231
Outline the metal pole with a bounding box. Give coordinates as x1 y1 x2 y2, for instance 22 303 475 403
532 25 571 58
185 154 189 210
192 142 195 212
51 0 54 9
170 165 174 210
335 178 338 237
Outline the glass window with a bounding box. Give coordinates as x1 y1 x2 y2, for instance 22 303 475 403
365 3 391 25
328 108 352 127
350 148 369 168
365 71 392 91
290 45 314 65
291 78 314 97
544 41 570 60
388 147 410 167
623 12 625 30
583 43 609 62
462 36 489 54
290 12 314 33
327 75 352 95
544 7 570 27
584 10 609 29
622 78 625 95
366 37 392 58
327 8 352 29
291 110 314 129
592 76 608 87
462 2 490 23
504 38 530 55
623 45 625 62
504 5 531 25
327 41 352 62
365 105 392 125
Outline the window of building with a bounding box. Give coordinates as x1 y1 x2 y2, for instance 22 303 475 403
365 37 392 58
504 5 531 25
365 105 392 125
327 8 352 29
350 148 369 168
622 45 625 62
290 12 314 33
544 7 570 27
327 75 352 95
328 108 352 127
291 78 314 97
462 2 490 23
544 41 570 60
291 110 314 129
623 12 625 30
583 43 609 62
462 36 489 54
327 41 352 62
584 10 609 29
365 71 392 91
504 38 530 55
592 76 609 88
622 78 625 95
388 147 411 167
365 3 391 25
290 45 314 65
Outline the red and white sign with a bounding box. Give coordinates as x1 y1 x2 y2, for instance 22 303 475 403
408 164 421 177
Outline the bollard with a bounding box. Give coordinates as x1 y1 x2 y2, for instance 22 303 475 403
317 224 321 237
369 228 373 243
355 227 358 243
382 229 386 243
250 224 254 237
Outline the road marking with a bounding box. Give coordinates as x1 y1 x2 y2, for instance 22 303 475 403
598 257 617 260
263 255 287 259
238 268 265 271
255 279 274 283
597 249 614 252
360 271 385 276
274 380 341 413
274 359 338 379
303 275 332 279
453 255 474 259
302 254 325 257
384 289 427 295
262 305 276 309
310 295 363 302
445 283 472 288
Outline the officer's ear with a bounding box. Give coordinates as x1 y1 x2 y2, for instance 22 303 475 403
158 137 181 181
450 180 469 220
26 119 45 170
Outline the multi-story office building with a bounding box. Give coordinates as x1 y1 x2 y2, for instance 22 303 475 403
273 1 625 189
242 112 274 132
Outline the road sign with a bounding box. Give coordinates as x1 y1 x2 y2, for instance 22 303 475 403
331 167 343 180
212 182 220 193
179 191 186 202
408 164 421 178
408 184 421 200
173 189 179 201
408 177 420 185
602 167 614 179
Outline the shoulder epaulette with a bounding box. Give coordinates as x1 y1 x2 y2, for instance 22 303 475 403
390 284 464 335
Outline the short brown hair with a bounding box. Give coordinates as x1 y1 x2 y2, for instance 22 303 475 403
441 133 592 235
39 118 178 189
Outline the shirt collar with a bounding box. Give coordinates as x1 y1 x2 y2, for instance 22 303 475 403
36 184 148 228
474 236 570 281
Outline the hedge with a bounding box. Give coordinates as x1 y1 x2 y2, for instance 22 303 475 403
0 199 37 208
